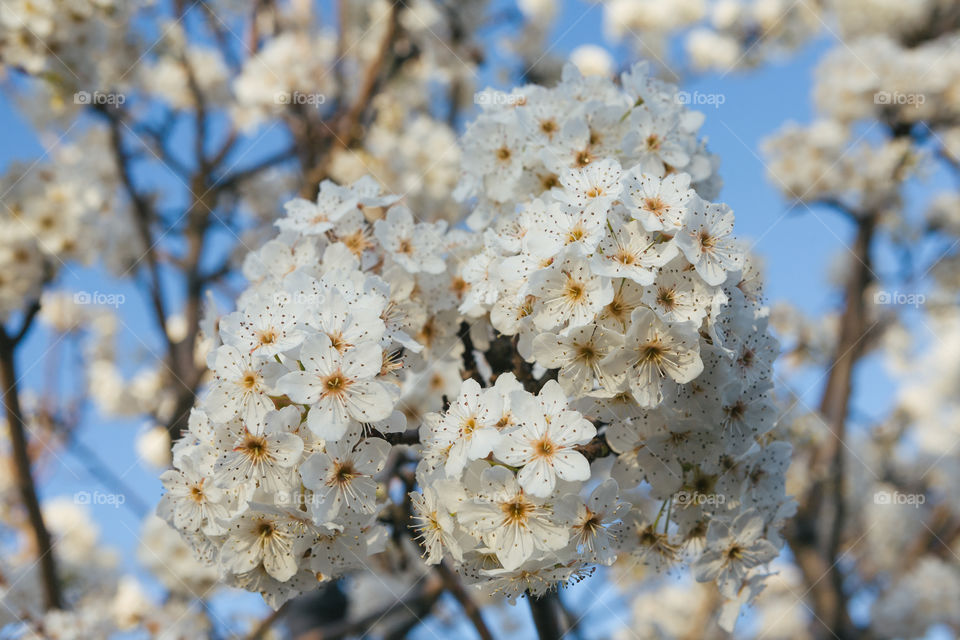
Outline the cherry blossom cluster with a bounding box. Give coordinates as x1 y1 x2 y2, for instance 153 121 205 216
593 0 820 72
0 129 129 321
434 64 789 610
159 62 790 628
814 33 960 128
158 174 459 606
0 499 217 638
0 0 133 90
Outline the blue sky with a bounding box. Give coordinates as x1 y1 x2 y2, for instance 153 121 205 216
0 0 934 635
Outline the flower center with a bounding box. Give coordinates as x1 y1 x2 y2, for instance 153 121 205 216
540 173 560 190
238 434 269 462
564 279 586 302
644 197 666 216
501 497 534 525
638 342 665 365
332 461 356 487
725 400 746 422
582 511 602 535
241 371 260 390
257 520 276 538
656 287 676 309
576 344 597 362
534 437 555 458
566 226 585 244
450 276 470 298
323 372 350 397
189 483 205 503
256 329 277 346
340 229 373 256
607 296 625 319
698 230 717 249
328 331 350 353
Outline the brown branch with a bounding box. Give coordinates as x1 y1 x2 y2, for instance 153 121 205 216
458 321 485 386
382 584 444 640
528 592 562 640
484 333 516 379
96 105 173 355
787 214 877 640
198 1 242 71
213 145 298 191
12 299 42 344
0 321 61 610
334 1 400 149
245 600 290 640
317 574 443 640
300 1 401 195
435 560 494 640
574 434 611 462
372 428 420 446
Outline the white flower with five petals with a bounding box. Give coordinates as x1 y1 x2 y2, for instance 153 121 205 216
277 334 394 440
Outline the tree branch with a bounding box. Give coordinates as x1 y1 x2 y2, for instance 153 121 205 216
528 592 562 640
0 321 61 610
245 600 290 640
435 560 494 640
788 214 877 640
315 575 443 640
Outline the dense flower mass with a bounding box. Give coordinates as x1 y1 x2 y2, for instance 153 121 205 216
161 63 791 624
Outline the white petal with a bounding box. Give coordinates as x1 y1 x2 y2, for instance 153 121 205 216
353 438 392 474
345 380 394 423
306 403 349 440
517 458 556 497
276 370 321 404
343 342 383 379
551 450 590 482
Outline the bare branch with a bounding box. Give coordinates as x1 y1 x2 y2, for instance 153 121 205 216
0 323 61 610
